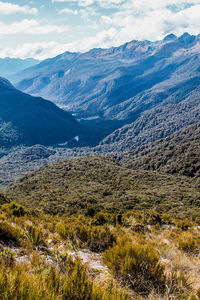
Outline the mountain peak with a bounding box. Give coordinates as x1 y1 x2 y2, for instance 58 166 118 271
179 32 195 43
163 33 177 42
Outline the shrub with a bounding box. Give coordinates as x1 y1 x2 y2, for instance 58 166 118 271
93 212 115 225
149 212 163 225
176 220 191 231
103 236 165 295
178 233 199 255
0 202 27 217
87 225 116 252
62 258 93 299
0 194 8 205
9 202 26 217
0 249 15 266
57 218 116 252
93 280 132 300
26 225 47 250
0 221 24 246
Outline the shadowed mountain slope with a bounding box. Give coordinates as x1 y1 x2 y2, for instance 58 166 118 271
0 77 81 148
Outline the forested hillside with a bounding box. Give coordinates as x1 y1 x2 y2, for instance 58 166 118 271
117 122 200 177
100 92 200 152
5 156 200 218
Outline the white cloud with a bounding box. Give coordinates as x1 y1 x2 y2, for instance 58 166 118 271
58 8 79 15
52 0 94 6
1 1 200 61
0 1 37 15
101 2 200 41
0 27 118 59
0 19 69 35
52 0 124 8
1 0 200 59
0 42 60 60
52 0 200 10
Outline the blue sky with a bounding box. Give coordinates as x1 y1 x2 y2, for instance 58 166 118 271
0 0 200 59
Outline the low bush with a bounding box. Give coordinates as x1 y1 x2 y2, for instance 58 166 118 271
0 194 8 205
92 212 116 225
0 221 24 246
103 236 166 295
26 225 47 250
0 249 15 266
57 217 116 252
9 202 26 217
0 253 131 300
0 202 27 217
178 233 200 255
176 220 191 231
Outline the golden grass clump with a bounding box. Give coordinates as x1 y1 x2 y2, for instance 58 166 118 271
103 236 166 295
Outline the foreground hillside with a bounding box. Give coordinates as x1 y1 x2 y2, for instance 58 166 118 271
4 156 200 218
0 77 81 148
117 122 200 178
0 196 200 299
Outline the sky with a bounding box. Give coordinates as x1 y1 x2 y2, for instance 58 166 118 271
0 0 200 59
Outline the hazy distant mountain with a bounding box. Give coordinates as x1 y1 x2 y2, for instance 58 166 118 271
0 58 39 79
0 77 81 148
11 51 80 88
14 33 200 122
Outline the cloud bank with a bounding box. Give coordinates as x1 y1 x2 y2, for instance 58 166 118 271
0 0 200 59
0 1 37 15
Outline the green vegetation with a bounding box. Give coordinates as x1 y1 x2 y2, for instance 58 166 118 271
0 255 94 300
0 193 8 205
4 156 200 218
177 232 200 255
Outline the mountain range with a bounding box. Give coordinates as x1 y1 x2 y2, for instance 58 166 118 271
13 33 200 123
0 33 199 188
